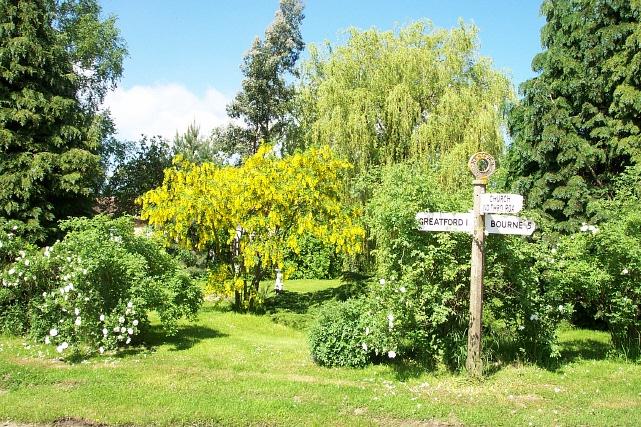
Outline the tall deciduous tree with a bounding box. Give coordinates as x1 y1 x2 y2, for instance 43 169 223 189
227 0 304 156
299 21 513 190
104 136 172 216
504 0 641 232
138 146 364 310
0 0 125 241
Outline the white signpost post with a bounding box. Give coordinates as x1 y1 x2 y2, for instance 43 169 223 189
416 153 536 377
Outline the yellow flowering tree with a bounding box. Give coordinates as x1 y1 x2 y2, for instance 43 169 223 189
138 145 364 310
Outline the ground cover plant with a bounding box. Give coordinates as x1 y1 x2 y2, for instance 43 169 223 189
1 280 640 426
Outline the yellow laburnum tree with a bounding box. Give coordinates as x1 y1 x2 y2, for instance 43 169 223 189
138 145 364 310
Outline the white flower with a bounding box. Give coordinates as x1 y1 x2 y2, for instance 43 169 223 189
11 225 17 231
127 301 133 308
113 326 120 332
361 342 368 351
44 336 50 345
387 313 394 330
622 268 629 275
126 337 131 345
551 248 557 254
590 226 599 234
42 292 47 297
580 223 589 232
56 345 64 353
99 346 105 354
8 268 14 275
558 305 565 312
74 316 81 326
388 350 396 359
82 269 88 275
120 326 126 333
518 325 525 331
365 326 370 335
100 314 105 322
24 259 29 266
529 313 539 321
379 278 386 286
132 319 139 326
102 328 108 336
127 328 133 335
119 316 125 324
74 308 80 316
49 328 58 337
399 286 406 293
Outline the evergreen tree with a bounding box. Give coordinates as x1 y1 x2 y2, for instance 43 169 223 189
504 0 641 232
0 0 100 241
227 0 304 156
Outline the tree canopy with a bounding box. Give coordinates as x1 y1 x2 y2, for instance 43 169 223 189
0 0 125 241
299 21 514 190
503 0 641 232
138 145 364 309
227 0 305 156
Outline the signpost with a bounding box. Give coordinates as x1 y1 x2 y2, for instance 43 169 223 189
480 193 523 214
485 214 535 236
416 152 536 377
416 212 471 233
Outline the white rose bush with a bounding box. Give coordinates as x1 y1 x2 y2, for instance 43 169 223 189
0 215 202 359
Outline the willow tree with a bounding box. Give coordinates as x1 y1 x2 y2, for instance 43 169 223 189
299 21 513 189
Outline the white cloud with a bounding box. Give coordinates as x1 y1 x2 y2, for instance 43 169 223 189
102 83 231 141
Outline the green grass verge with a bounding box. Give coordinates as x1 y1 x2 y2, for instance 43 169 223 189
1 279 640 426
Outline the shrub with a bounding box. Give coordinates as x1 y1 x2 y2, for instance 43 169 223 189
545 211 641 356
0 215 203 356
362 162 567 369
284 235 341 279
308 298 372 367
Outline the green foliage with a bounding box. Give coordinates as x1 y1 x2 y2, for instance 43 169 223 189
173 122 220 165
284 235 341 279
308 298 371 367
299 21 513 190
0 0 125 242
227 0 304 155
103 136 172 215
356 163 568 369
139 146 364 311
0 215 202 356
543 167 641 356
504 0 641 232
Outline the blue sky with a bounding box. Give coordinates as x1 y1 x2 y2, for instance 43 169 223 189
100 0 546 141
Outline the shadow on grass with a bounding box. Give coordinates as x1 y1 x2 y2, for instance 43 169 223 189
480 335 613 376
264 277 368 314
558 338 612 363
142 324 227 352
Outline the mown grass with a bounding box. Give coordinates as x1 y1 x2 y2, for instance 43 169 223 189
1 279 640 426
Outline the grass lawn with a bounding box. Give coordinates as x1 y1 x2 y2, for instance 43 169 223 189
1 279 640 426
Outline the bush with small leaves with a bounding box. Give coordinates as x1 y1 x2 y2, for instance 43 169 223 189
0 215 202 357
308 298 373 368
